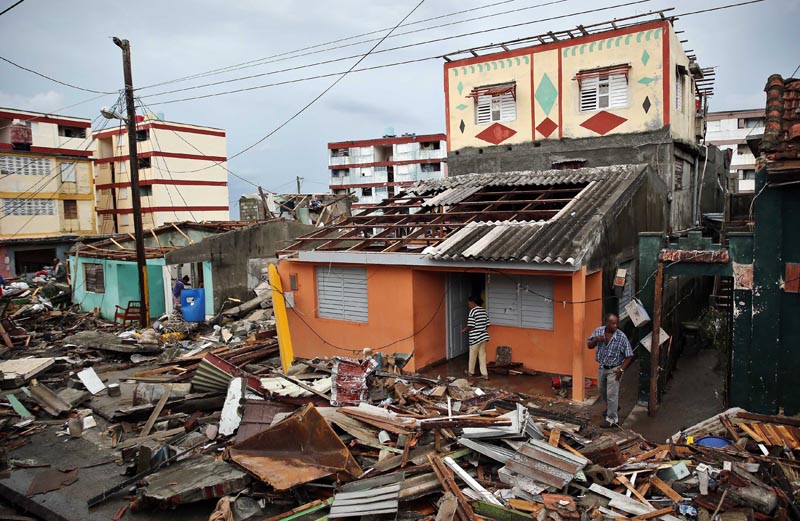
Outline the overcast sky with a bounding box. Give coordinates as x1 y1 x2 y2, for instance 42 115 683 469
1 0 795 217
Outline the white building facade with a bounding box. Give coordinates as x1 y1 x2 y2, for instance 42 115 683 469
705 109 764 193
93 114 230 234
328 133 447 208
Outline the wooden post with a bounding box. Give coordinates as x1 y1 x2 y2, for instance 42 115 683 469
648 263 664 417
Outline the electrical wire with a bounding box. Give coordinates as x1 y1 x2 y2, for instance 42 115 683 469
0 116 105 219
0 55 116 95
139 0 571 97
138 0 560 90
135 98 196 222
0 92 116 132
140 0 651 101
0 0 25 17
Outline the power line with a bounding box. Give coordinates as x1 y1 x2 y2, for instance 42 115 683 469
0 55 116 95
163 0 430 177
138 0 570 95
0 92 118 132
0 0 25 17
140 0 647 101
136 0 549 91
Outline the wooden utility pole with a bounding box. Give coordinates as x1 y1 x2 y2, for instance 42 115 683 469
296 176 303 194
648 263 664 417
113 37 149 326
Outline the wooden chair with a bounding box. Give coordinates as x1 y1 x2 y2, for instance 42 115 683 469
114 301 142 328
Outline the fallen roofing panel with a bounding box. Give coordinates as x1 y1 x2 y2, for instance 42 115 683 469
229 404 362 491
141 455 250 508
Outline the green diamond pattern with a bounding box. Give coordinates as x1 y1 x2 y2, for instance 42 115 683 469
641 50 650 66
457 81 464 95
534 73 558 116
455 104 468 110
638 77 655 85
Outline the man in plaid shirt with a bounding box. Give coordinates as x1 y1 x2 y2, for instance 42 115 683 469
587 314 634 427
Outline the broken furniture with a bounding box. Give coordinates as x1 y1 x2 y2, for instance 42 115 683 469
114 300 142 328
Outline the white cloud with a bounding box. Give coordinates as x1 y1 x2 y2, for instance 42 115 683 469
0 90 67 113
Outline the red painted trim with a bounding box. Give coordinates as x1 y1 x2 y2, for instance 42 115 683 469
97 205 229 215
94 122 226 139
530 53 536 140
0 143 93 157
661 25 670 127
328 133 446 149
96 179 228 190
95 151 227 164
444 20 667 71
557 51 563 139
328 158 442 170
445 66 452 153
329 180 419 190
0 110 91 128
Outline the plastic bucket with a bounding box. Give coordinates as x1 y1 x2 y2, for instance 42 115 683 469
181 288 205 322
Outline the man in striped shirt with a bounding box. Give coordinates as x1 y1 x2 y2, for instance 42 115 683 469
462 295 490 380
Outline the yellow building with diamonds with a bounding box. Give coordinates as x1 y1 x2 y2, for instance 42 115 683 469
444 17 702 151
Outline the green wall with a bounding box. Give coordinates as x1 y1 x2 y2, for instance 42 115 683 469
70 256 167 322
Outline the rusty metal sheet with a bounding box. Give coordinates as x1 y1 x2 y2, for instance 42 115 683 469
658 249 729 263
229 404 362 491
330 357 378 407
234 399 297 444
26 468 78 496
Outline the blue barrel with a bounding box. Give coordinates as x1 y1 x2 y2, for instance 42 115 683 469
181 288 205 322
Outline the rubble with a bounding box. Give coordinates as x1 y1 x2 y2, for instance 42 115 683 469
1 289 798 521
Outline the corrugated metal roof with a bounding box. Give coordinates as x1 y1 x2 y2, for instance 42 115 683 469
421 165 646 265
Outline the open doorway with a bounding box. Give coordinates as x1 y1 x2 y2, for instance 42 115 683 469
445 272 485 359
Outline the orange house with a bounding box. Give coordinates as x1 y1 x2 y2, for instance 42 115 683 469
277 165 664 400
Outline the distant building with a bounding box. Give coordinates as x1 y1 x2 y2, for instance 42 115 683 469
328 133 447 208
93 114 230 234
0 107 97 277
705 109 764 192
238 192 353 225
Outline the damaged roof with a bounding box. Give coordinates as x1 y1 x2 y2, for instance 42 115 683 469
282 164 647 266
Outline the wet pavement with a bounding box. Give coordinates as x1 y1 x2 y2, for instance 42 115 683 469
418 354 600 402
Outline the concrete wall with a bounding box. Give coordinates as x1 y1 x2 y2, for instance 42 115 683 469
165 220 314 312
70 255 167 320
446 130 724 232
445 20 697 151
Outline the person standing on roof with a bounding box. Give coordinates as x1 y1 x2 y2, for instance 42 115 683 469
173 275 189 306
587 314 634 428
462 295 490 381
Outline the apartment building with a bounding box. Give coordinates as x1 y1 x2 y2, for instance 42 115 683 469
705 109 764 192
93 114 230 234
328 133 447 208
0 108 96 277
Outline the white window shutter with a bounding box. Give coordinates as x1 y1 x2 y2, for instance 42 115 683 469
316 267 368 323
476 95 492 124
580 77 599 112
500 92 516 121
608 74 628 108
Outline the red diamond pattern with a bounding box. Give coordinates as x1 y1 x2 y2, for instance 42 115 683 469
474 123 517 145
580 111 627 135
535 117 558 138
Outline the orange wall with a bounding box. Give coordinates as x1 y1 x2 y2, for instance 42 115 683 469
278 260 602 384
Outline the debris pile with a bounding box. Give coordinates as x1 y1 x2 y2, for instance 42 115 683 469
0 292 798 520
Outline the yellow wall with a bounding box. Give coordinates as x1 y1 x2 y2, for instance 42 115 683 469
0 153 96 238
446 20 696 152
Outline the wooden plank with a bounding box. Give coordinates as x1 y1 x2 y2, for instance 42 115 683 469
0 323 13 348
616 474 650 505
139 386 171 438
631 507 676 520
737 411 800 428
116 427 184 449
558 439 591 463
649 476 683 503
738 423 765 443
471 501 533 521
719 416 740 442
436 492 459 521
548 428 561 447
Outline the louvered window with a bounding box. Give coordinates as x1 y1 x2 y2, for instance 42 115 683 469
486 274 553 330
316 266 368 322
1 198 55 216
472 83 516 125
579 74 628 112
84 263 105 293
